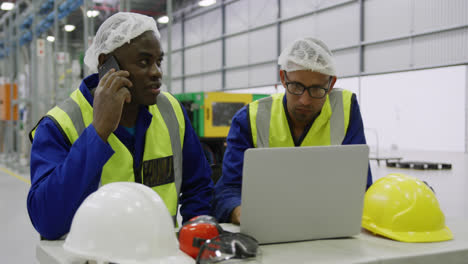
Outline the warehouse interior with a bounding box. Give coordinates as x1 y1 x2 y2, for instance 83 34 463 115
0 0 467 263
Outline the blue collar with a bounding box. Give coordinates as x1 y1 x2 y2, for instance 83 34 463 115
79 74 99 107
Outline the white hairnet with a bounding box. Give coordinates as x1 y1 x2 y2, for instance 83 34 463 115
278 37 336 76
84 12 161 73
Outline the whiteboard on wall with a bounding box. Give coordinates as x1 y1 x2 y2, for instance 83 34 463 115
360 65 466 152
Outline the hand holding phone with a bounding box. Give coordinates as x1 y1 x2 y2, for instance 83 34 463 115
93 56 133 142
98 55 121 79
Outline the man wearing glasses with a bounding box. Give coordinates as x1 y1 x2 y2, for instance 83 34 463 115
213 37 372 224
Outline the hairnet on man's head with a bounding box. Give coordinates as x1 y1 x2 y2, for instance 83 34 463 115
84 12 161 73
278 37 336 76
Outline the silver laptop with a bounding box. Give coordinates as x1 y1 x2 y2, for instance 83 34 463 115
240 145 369 244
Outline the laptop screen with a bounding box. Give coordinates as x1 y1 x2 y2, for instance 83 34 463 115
240 145 369 244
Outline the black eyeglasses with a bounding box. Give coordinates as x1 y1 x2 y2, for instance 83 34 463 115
284 71 331 99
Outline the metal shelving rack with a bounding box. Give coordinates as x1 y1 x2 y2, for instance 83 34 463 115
0 0 96 171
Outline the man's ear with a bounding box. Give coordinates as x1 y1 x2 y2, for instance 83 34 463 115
328 76 337 93
279 70 286 88
97 54 109 68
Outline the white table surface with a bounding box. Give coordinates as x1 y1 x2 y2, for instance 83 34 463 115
37 219 468 264
37 151 468 263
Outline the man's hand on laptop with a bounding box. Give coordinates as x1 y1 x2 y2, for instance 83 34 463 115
230 206 241 225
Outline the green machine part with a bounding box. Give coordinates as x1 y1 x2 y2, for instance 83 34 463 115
174 92 205 137
174 92 270 138
252 93 270 101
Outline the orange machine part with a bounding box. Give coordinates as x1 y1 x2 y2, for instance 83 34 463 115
0 83 19 121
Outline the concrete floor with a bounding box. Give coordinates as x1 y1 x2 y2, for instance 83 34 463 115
0 165 38 264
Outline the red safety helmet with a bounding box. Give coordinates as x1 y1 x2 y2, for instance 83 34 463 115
179 215 224 259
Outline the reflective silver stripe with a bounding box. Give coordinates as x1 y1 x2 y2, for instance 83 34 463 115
157 93 183 224
56 97 98 185
55 97 108 189
256 97 273 148
57 98 85 137
328 89 345 145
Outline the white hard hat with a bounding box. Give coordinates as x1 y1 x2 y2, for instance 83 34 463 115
63 182 194 264
84 12 161 73
278 37 336 76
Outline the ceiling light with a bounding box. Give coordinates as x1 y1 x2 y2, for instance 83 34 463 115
157 16 169 24
198 0 216 7
1 2 15 11
86 10 100 18
64 25 76 32
47 36 55 42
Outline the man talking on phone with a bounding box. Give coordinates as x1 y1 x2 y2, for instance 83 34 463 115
27 12 214 240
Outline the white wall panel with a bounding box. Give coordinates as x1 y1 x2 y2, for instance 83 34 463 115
226 68 248 89
186 9 222 47
168 0 468 100
466 66 468 152
202 41 222 72
414 0 468 33
334 48 359 77
249 0 278 28
249 26 277 64
413 28 468 68
185 46 202 75
334 77 360 97
159 24 182 51
226 34 248 67
170 80 182 94
227 85 285 94
226 0 249 34
280 0 351 19
159 28 168 52
360 66 466 152
185 76 202 92
364 0 411 42
281 15 316 52
226 0 277 32
171 22 183 50
226 64 277 89
280 5 358 52
249 63 277 87
203 73 223 91
153 27 182 76
316 3 359 49
185 15 203 47
202 9 222 40
364 39 411 73
185 0 222 18
170 51 183 77
161 49 168 77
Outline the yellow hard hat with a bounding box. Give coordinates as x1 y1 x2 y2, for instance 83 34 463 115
362 173 453 242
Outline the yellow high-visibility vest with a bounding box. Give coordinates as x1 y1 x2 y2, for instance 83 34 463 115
249 88 353 147
30 89 185 221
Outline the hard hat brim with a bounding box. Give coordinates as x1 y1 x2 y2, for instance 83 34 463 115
64 243 195 264
362 222 454 243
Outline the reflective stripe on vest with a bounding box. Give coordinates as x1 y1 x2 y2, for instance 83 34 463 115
30 89 185 223
328 89 345 146
255 96 273 148
249 88 352 148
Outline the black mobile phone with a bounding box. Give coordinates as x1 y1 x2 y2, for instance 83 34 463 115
98 55 120 79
